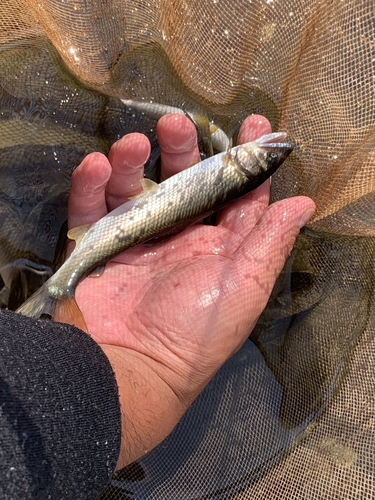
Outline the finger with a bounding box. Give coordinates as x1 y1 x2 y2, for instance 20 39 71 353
68 152 112 230
157 114 201 179
217 115 272 236
230 196 316 332
106 132 151 211
237 114 272 143
217 182 270 238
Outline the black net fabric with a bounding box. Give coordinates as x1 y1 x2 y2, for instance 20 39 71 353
0 0 374 498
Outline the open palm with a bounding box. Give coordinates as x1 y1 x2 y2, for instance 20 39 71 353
66 114 315 467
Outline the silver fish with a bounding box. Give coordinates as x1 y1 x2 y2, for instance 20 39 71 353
16 133 293 331
122 99 230 156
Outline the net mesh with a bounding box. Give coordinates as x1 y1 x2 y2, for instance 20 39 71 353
0 0 374 498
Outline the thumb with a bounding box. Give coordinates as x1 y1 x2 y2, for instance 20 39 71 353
231 196 315 330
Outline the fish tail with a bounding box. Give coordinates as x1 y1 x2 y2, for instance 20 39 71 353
53 296 88 333
16 285 88 333
16 283 56 319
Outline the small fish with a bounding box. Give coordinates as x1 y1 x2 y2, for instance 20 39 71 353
122 98 228 157
16 133 293 331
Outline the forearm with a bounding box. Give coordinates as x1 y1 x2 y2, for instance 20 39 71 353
102 345 188 470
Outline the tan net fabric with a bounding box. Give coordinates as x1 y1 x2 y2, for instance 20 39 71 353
0 0 374 498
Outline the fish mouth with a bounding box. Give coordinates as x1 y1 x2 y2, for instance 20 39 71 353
256 133 294 162
256 132 287 145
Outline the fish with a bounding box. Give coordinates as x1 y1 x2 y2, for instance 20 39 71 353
122 99 230 156
16 132 293 331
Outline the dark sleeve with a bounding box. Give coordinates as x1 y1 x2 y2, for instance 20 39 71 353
0 309 121 500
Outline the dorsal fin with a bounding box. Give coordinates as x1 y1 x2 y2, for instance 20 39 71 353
140 178 159 195
67 223 91 246
128 178 159 200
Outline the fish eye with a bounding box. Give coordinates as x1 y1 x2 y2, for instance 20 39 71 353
266 151 279 165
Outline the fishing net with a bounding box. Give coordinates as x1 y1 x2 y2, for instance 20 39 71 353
1 0 374 498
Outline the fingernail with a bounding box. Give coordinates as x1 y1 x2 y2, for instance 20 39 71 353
298 207 316 228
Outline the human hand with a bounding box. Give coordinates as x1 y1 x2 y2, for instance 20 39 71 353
67 114 315 468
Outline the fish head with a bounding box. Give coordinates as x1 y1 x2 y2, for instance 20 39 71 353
235 132 294 181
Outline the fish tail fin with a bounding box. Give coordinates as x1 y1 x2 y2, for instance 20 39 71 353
16 286 88 333
16 283 56 319
53 296 88 333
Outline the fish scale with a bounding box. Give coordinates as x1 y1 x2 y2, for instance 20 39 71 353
16 133 293 331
